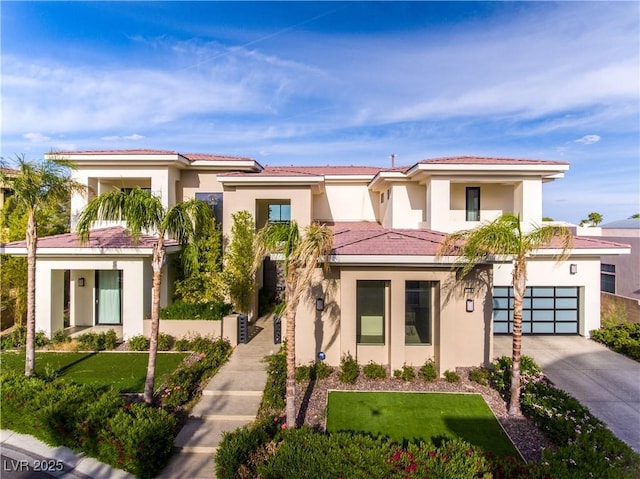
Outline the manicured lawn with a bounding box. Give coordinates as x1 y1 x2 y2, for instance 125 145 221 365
0 352 188 392
326 391 519 457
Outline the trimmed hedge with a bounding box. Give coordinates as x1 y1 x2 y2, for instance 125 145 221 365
160 299 232 320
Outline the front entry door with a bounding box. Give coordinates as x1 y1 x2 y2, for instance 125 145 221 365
96 270 122 325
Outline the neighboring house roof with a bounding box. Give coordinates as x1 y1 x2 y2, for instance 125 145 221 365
219 165 383 178
0 227 179 254
600 219 640 229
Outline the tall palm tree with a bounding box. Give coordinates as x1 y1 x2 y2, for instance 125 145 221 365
0 155 84 377
76 187 212 403
437 213 572 415
254 221 333 427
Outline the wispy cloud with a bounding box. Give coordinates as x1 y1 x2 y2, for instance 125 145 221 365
23 132 51 142
575 135 601 145
101 134 145 141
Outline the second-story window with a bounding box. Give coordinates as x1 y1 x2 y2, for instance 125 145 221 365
466 187 480 222
195 192 223 228
268 202 291 223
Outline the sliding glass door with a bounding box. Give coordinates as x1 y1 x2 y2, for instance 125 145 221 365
96 270 122 325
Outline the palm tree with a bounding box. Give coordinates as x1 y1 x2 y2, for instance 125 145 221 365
76 187 212 403
254 221 333 427
437 213 572 415
587 212 603 226
0 155 84 377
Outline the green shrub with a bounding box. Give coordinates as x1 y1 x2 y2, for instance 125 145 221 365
591 321 640 361
363 361 386 379
215 415 282 479
257 428 395 479
0 326 26 349
469 366 489 386
392 364 416 381
127 334 150 351
490 355 542 399
261 346 286 411
419 358 438 382
98 403 176 479
296 361 333 382
160 299 232 320
161 337 232 409
76 330 118 351
338 353 359 384
35 330 49 348
174 337 191 351
51 329 71 345
157 332 173 351
443 370 460 383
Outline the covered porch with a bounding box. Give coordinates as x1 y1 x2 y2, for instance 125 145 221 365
0 227 178 340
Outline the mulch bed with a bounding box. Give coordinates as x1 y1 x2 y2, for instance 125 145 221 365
294 367 554 463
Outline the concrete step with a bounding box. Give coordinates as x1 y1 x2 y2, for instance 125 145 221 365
203 368 267 392
174 418 254 451
156 452 216 479
191 393 262 418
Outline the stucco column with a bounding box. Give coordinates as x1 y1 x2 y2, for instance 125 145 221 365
121 260 146 339
426 178 451 232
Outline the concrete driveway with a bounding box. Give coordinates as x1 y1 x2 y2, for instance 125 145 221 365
493 335 640 453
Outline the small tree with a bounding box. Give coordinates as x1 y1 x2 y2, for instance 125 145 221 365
77 188 212 403
437 213 572 415
173 215 224 303
0 155 84 376
222 211 256 314
254 221 333 427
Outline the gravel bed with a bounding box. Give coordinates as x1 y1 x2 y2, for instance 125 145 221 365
294 367 554 463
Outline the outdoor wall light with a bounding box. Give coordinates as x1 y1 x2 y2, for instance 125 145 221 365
466 299 474 313
78 277 85 287
569 264 578 275
317 351 326 361
315 297 325 311
464 287 475 294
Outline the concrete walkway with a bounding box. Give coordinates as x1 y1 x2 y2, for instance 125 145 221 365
494 335 640 452
157 314 277 478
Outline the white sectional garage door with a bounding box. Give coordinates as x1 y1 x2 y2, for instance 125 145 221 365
493 286 579 334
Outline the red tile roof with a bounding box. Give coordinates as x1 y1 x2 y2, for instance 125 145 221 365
181 153 255 162
53 149 179 156
325 223 629 257
329 223 447 256
1 227 178 250
219 165 383 177
417 156 569 166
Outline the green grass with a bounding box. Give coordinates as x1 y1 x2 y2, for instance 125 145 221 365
0 351 188 392
326 391 519 457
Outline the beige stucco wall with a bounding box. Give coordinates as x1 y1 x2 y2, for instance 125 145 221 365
513 179 543 228
222 185 312 238
291 265 491 374
390 183 425 229
450 182 514 225
178 171 224 202
313 183 378 223
492 256 601 336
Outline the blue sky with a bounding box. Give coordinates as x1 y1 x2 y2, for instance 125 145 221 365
2 1 638 224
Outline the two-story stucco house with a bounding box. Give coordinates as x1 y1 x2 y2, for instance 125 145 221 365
0 150 629 374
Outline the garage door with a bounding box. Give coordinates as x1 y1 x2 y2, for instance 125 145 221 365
493 286 579 334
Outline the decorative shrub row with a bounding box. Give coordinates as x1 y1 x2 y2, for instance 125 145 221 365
295 360 333 381
216 421 534 479
77 330 118 351
0 326 48 350
590 321 640 361
159 299 232 320
491 355 640 478
1 372 176 478
260 346 286 411
160 336 232 409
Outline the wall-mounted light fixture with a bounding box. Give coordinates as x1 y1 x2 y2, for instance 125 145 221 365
466 299 474 313
464 287 475 294
315 297 325 311
317 351 326 361
569 264 578 275
78 277 85 287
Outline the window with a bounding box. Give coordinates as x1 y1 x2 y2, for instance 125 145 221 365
601 264 616 294
466 187 480 221
357 280 386 344
196 192 223 228
405 281 433 345
268 202 291 223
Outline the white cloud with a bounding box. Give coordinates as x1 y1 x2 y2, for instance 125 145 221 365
23 132 51 142
101 134 145 141
575 135 601 145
